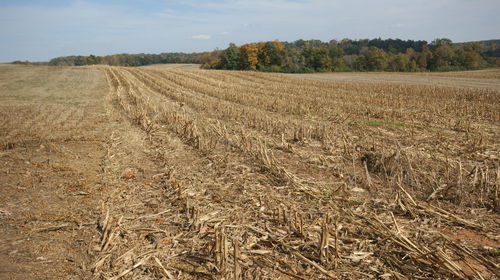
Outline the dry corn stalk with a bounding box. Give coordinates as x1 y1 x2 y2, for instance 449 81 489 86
233 238 241 280
319 214 330 263
213 226 228 272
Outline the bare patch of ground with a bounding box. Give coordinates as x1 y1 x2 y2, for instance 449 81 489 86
0 65 111 279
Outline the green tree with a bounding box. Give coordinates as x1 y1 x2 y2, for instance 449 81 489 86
282 48 305 72
74 56 86 66
303 47 332 71
258 41 285 70
353 55 368 71
329 46 345 70
431 38 453 47
364 47 389 71
218 43 241 70
388 53 410 71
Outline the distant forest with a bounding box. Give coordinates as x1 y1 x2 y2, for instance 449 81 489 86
46 52 207 67
205 38 500 72
44 38 500 73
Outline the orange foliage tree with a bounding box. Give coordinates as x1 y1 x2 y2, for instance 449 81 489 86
239 43 260 70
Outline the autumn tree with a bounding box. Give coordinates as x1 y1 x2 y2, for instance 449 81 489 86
416 44 432 70
430 44 455 70
239 43 260 70
405 48 418 71
201 50 222 69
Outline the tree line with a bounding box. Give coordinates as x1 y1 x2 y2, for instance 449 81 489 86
202 38 499 72
48 52 207 66
44 38 499 72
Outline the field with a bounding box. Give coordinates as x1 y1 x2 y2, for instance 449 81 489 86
0 64 499 279
293 69 500 91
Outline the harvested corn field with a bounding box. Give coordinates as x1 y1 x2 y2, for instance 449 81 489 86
292 69 500 91
1 64 499 279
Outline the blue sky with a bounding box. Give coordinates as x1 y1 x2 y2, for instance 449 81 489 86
1 0 499 62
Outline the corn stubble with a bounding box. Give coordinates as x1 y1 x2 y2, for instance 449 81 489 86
94 65 499 279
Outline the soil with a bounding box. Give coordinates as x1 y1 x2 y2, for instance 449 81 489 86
0 65 112 279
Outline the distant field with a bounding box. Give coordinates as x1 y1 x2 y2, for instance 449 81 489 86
292 68 500 91
140 63 201 70
411 68 500 79
143 64 500 91
1 64 499 279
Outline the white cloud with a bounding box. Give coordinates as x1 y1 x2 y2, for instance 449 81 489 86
192 34 211 40
220 31 230 35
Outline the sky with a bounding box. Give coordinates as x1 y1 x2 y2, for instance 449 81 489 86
0 0 499 62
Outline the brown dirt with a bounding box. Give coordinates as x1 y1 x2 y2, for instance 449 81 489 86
0 64 110 279
1 64 499 279
447 228 499 249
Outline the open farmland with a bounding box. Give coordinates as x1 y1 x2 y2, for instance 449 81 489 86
1 64 499 279
292 69 500 91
